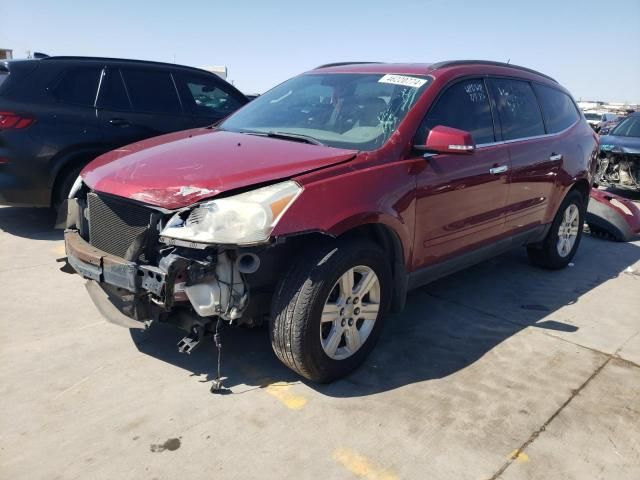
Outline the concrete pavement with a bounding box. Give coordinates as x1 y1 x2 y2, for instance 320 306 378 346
0 205 638 480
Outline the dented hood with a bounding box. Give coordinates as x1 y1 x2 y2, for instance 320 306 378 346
82 129 357 209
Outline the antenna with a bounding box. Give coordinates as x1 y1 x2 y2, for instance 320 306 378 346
507 58 511 64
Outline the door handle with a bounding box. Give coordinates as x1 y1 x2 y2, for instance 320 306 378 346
109 118 129 127
549 153 563 161
489 165 508 175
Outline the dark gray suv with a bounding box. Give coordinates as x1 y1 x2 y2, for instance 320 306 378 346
0 56 248 207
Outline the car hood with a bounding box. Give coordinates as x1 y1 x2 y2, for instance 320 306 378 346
82 129 357 209
599 134 640 155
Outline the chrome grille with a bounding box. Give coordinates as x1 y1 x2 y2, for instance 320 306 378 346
87 192 153 259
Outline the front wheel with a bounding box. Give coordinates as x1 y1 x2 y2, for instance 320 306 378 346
270 241 391 383
527 190 585 269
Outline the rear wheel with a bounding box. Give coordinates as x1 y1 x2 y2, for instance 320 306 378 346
527 190 585 269
270 240 390 383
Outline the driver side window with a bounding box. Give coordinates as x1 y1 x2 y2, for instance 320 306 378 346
419 79 496 145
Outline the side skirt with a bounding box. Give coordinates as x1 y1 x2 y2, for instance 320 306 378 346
407 225 548 290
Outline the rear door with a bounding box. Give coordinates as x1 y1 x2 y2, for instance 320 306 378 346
487 77 557 232
96 66 192 146
412 78 510 269
173 71 248 127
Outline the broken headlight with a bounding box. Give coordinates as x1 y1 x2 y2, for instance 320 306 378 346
159 180 302 245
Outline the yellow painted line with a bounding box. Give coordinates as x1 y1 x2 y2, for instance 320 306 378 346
332 448 397 480
52 243 66 257
509 449 530 463
263 382 308 410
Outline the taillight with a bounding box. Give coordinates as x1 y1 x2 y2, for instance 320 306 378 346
0 111 35 130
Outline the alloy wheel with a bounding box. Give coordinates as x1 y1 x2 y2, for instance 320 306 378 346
557 203 580 257
320 265 381 360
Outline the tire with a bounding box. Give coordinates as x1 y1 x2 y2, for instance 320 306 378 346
527 190 585 269
270 240 391 383
52 164 84 211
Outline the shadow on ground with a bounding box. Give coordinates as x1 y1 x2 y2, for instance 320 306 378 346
130 236 640 398
2 204 638 396
0 207 62 241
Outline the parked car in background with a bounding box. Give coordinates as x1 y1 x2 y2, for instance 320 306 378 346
63 60 597 383
596 113 640 191
596 113 620 132
584 111 602 130
598 118 622 136
0 56 248 208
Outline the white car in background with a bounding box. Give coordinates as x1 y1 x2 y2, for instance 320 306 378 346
583 111 619 132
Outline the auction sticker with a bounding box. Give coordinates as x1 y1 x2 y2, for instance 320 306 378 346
378 74 427 88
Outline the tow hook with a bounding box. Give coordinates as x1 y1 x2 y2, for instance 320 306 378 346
177 325 204 354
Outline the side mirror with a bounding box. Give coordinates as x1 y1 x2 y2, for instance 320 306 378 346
414 125 476 155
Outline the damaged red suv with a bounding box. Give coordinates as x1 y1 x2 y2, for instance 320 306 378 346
64 61 598 383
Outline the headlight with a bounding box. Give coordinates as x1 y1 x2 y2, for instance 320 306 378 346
160 180 302 245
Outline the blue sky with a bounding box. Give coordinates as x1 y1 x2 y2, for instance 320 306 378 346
1 0 639 102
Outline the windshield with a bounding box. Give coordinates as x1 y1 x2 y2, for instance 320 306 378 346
0 72 7 90
584 112 600 120
221 73 432 151
611 116 640 137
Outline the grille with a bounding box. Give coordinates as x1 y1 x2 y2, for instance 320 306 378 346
87 192 153 259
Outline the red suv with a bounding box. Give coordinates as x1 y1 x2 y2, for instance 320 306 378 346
64 61 598 383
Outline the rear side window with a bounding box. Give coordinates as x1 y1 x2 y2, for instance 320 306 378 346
50 67 102 107
533 84 580 133
120 69 181 114
488 78 545 140
176 72 246 118
420 79 495 144
97 69 131 111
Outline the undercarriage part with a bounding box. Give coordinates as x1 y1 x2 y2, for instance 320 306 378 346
595 153 640 190
210 318 229 394
184 251 248 321
177 325 205 354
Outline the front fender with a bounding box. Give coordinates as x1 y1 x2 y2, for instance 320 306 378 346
272 160 417 270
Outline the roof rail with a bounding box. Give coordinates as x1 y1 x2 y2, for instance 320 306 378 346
40 56 208 72
314 61 383 69
431 60 557 83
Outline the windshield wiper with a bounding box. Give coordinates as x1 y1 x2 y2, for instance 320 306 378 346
238 130 325 146
266 131 325 146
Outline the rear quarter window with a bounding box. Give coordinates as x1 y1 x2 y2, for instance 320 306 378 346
533 84 580 133
50 67 102 107
488 78 545 141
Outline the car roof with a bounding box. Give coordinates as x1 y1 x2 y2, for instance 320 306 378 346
312 60 557 84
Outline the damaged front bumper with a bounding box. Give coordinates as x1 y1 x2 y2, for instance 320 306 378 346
64 225 252 331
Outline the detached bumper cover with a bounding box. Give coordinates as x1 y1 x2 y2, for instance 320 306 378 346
586 190 640 242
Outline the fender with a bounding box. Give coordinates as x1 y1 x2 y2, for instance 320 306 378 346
274 159 418 272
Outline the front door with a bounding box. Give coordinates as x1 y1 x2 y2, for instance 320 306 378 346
411 78 510 270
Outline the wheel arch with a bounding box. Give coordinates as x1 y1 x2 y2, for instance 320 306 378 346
49 146 107 206
333 222 408 313
567 178 591 204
